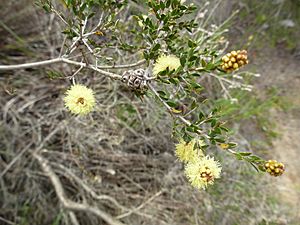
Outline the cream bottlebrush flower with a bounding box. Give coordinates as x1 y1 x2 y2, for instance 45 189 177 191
64 84 96 115
153 55 181 76
175 139 198 163
185 156 222 190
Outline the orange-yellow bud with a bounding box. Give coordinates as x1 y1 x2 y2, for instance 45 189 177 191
264 160 285 177
220 50 249 73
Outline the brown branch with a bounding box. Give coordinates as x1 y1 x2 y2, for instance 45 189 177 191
51 161 162 220
32 152 127 225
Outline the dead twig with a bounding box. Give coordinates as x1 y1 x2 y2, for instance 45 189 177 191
32 152 127 225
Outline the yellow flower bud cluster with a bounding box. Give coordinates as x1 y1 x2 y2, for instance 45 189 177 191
220 50 249 72
264 160 285 177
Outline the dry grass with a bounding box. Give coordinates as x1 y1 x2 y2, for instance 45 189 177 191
0 1 298 225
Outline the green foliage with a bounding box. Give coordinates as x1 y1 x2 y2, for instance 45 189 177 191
33 0 284 184
136 0 198 60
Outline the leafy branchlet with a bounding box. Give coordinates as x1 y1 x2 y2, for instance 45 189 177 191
20 0 286 190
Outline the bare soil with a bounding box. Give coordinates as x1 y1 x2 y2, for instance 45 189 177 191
253 48 300 220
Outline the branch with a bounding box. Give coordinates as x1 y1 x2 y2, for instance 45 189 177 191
33 152 127 225
50 160 163 221
0 123 63 178
68 212 80 225
96 60 146 69
0 58 62 70
0 58 118 80
51 162 127 212
148 84 192 126
148 84 208 138
0 58 144 80
61 58 122 80
116 191 163 219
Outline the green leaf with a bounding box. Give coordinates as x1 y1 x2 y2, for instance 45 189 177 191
249 162 259 172
180 55 186 66
249 155 263 162
193 83 203 90
219 126 229 132
189 55 198 62
239 152 252 156
214 138 225 143
157 90 169 100
214 127 222 134
169 77 179 85
198 111 205 121
205 62 216 70
188 39 196 48
166 101 177 108
234 153 243 160
228 142 238 148
211 119 217 127
152 43 161 51
191 72 201 77
191 100 197 110
201 59 207 67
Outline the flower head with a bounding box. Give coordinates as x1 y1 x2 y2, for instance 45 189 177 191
175 139 198 163
153 55 181 76
185 156 222 190
64 84 96 115
264 160 285 177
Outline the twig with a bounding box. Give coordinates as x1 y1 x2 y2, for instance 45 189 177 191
96 59 146 69
217 76 232 100
116 191 163 219
67 64 84 80
51 162 127 211
89 12 105 34
81 17 88 36
0 123 63 178
82 38 94 54
0 216 15 225
0 58 62 70
66 37 80 55
61 58 122 80
50 160 161 221
51 8 80 36
0 142 32 178
33 153 127 225
0 58 145 80
59 36 67 57
0 58 122 80
148 84 212 140
148 84 191 125
68 212 80 225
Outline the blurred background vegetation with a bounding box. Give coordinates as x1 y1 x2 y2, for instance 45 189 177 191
0 0 299 225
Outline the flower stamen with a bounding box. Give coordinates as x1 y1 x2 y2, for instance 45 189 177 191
77 97 85 105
